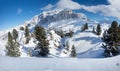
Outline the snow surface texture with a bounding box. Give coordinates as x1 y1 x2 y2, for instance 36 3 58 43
0 56 120 71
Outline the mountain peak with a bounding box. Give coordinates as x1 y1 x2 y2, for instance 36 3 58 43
24 10 88 27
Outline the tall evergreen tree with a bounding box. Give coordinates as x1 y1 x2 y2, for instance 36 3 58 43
111 21 118 28
102 21 120 57
85 23 88 29
6 32 21 57
34 26 49 57
107 21 120 44
96 24 101 35
25 26 30 44
25 26 29 37
92 27 95 33
12 29 18 41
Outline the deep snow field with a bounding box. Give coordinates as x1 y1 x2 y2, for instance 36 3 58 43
0 56 120 71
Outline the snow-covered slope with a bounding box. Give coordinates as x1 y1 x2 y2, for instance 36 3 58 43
0 56 120 71
24 10 88 28
0 10 112 58
0 9 120 71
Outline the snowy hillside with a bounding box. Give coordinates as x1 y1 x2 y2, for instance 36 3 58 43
0 9 120 71
0 10 112 58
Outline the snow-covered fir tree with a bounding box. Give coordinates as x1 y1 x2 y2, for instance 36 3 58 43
6 32 21 57
12 29 18 41
25 26 30 44
102 21 120 57
34 26 49 57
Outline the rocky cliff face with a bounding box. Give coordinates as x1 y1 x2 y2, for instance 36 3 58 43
24 10 88 27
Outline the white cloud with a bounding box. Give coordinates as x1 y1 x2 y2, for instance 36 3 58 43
82 0 120 19
106 0 120 18
41 4 54 10
80 0 120 19
17 8 23 14
41 0 120 19
108 0 120 8
55 0 81 10
42 0 81 10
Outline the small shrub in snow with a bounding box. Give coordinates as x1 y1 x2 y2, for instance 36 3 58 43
20 26 24 30
92 27 96 33
71 45 76 57
27 49 32 57
96 24 101 35
81 23 88 32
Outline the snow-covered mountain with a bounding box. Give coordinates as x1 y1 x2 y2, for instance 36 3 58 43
0 9 110 57
0 9 120 71
0 9 119 58
25 10 88 29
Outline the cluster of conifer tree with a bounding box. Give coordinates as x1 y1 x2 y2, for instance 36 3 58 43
102 21 120 57
6 29 21 57
6 26 31 57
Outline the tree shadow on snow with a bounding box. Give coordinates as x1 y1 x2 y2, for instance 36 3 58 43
77 47 105 58
74 36 101 44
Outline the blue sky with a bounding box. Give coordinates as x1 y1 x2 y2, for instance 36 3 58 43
0 0 120 30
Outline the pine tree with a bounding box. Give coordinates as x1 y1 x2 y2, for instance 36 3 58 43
25 26 30 44
6 32 21 57
81 23 88 32
102 21 120 57
85 23 88 29
12 29 18 41
34 26 49 57
102 44 119 57
25 26 29 37
92 27 95 33
107 21 120 44
96 24 101 35
111 21 118 28
71 45 76 57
